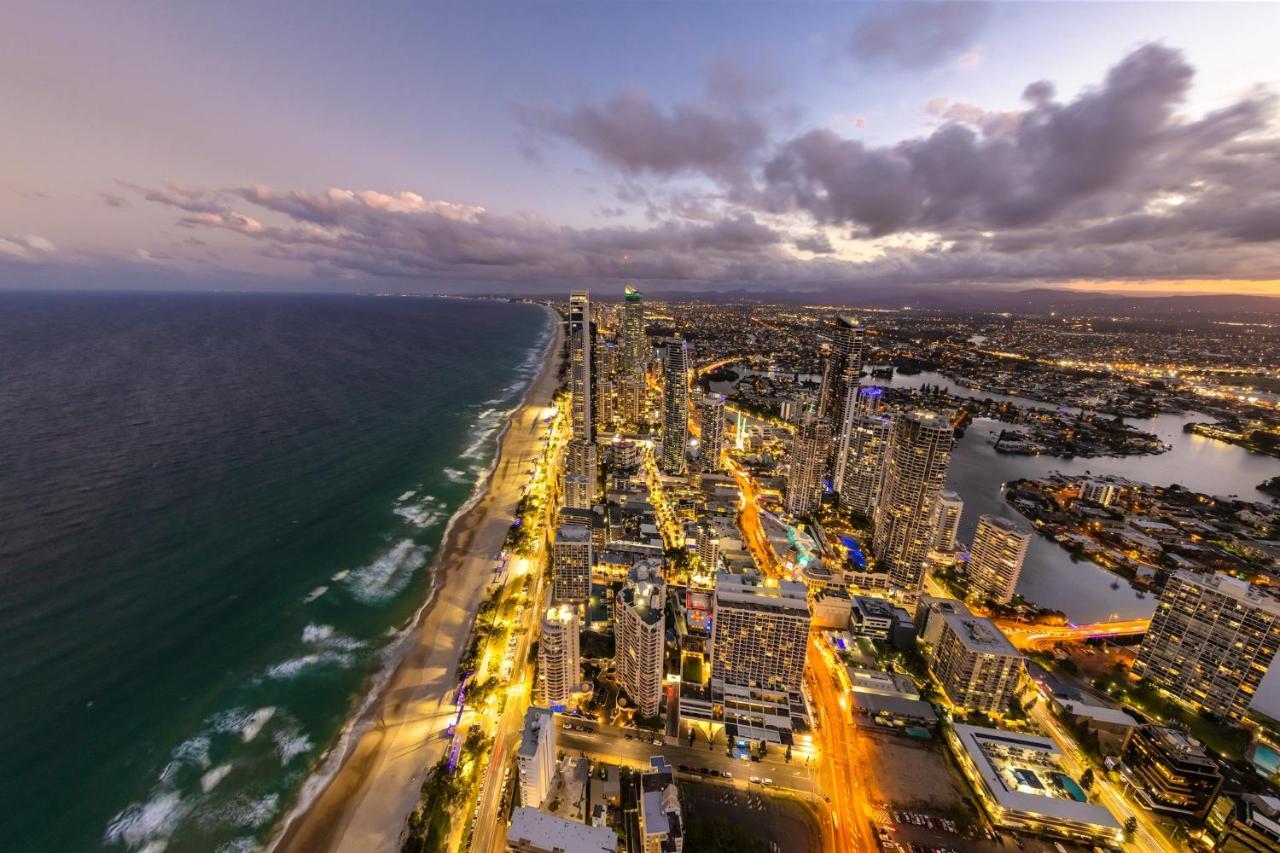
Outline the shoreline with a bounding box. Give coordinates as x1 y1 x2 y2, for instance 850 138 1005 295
268 303 563 853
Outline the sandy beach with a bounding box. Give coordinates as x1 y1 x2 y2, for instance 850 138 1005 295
270 304 563 853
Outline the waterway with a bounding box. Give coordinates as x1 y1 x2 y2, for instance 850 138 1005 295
876 369 1280 623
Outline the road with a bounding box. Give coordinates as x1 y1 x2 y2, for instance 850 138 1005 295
1027 699 1172 853
467 406 567 853
995 619 1149 650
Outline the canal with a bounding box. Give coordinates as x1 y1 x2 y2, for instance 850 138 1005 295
878 369 1280 622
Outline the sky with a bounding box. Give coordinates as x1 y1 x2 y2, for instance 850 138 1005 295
2 0 1279 296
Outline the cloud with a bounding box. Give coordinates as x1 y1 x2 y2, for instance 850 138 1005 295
849 1 988 70
124 44 1280 293
100 191 128 208
0 233 57 260
515 88 767 181
705 54 784 104
763 44 1278 239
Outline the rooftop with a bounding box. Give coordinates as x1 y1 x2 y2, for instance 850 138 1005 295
507 806 618 852
1174 570 1280 615
557 524 593 543
952 724 1121 833
518 706 554 759
715 571 809 613
942 612 1021 658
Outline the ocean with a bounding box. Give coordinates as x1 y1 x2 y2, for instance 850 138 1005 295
0 292 553 852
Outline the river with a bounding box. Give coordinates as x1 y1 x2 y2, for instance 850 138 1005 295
877 369 1280 623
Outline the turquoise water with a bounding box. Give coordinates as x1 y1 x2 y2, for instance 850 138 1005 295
0 293 552 852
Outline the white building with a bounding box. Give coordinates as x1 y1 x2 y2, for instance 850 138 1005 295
839 413 892 515
947 724 1122 846
538 605 581 708
564 438 598 509
517 706 557 809
1134 571 1280 721
639 757 684 853
697 393 725 473
873 411 954 591
1079 479 1119 507
968 515 1032 604
785 409 830 518
614 564 667 718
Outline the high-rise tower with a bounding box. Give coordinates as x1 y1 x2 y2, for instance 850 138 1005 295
873 411 954 591
786 407 830 518
968 515 1031 604
697 393 725 473
829 317 867 489
568 291 592 441
661 337 689 474
614 564 667 718
839 413 893 516
538 605 581 708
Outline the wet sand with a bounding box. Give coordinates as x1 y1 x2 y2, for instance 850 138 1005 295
269 305 562 853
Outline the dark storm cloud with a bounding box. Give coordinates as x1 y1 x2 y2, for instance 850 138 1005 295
514 88 767 180
848 1 988 70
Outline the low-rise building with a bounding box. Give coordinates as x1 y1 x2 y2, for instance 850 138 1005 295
1216 793 1280 852
947 724 1123 846
506 807 618 853
639 757 684 853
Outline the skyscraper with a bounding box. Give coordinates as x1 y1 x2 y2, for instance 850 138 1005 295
786 407 829 517
968 515 1031 604
697 393 725 473
828 317 867 487
551 522 592 605
933 491 964 551
568 291 592 441
695 520 720 571
873 411 954 591
622 285 645 379
710 572 811 734
563 438 597 509
593 333 616 432
839 413 893 516
660 337 689 475
1134 571 1280 721
614 564 667 718
538 605 581 708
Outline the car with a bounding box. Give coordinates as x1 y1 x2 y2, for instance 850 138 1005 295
678 764 690 773
750 776 761 784
698 767 711 775
651 737 663 746
623 733 634 740
762 778 774 786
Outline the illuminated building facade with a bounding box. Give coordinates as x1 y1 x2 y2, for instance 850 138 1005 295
660 338 689 474
697 393 725 473
873 411 954 591
551 522 593 606
968 515 1031 604
538 605 581 708
839 413 893 516
1134 570 1280 721
614 564 667 718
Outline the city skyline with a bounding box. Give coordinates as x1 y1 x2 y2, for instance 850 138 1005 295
3 2 1280 298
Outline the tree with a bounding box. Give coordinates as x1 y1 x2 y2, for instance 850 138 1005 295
1123 816 1138 837
1080 768 1095 791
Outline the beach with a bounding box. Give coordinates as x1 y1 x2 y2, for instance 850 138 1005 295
270 305 563 853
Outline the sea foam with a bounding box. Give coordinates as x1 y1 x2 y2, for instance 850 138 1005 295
338 539 427 603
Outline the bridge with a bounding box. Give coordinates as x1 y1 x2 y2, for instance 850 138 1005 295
994 618 1150 650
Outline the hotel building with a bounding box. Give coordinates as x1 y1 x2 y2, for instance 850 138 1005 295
660 338 689 475
551 522 593 606
838 413 892 516
931 612 1023 714
516 706 557 809
710 572 811 741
